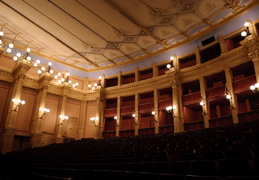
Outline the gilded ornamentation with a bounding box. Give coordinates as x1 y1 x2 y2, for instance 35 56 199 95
224 0 241 11
169 0 183 7
146 5 169 21
182 18 194 27
205 3 218 13
142 38 153 46
248 50 259 62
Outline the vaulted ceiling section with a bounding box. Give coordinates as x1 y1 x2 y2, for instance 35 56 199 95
0 0 256 72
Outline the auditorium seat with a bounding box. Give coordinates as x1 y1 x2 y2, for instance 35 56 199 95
153 161 170 173
190 160 219 176
159 173 186 180
169 160 191 174
201 150 225 160
224 148 252 159
2 120 259 179
224 176 259 180
139 172 159 180
218 158 253 176
186 175 222 180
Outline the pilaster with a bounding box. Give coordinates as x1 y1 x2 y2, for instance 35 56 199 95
153 89 159 134
0 59 32 153
116 96 121 137
249 50 259 83
224 67 239 124
134 93 139 135
199 76 210 128
170 69 184 133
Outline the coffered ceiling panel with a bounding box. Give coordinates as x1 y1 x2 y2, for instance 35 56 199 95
0 0 257 72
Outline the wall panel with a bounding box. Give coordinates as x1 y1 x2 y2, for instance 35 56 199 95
16 88 37 133
42 94 60 134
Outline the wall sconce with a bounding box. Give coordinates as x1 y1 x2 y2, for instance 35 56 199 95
37 62 55 74
90 117 101 127
113 115 120 127
166 105 176 113
166 56 175 69
88 76 102 91
13 48 41 67
12 98 25 111
151 109 156 115
54 72 79 88
132 113 137 117
250 83 259 93
226 94 231 99
199 101 205 106
59 115 69 125
199 99 207 115
39 107 50 119
241 21 251 37
0 31 14 54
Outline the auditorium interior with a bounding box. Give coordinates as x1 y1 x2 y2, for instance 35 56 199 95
0 0 259 179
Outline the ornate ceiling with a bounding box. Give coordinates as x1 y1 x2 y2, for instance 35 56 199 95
0 0 256 72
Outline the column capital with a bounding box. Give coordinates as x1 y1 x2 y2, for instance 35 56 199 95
248 50 259 62
240 36 259 53
168 69 181 88
12 60 33 80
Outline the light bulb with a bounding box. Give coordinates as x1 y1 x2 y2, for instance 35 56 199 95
226 94 231 99
250 85 255 90
0 31 4 36
8 43 14 48
241 31 247 37
6 48 11 53
26 48 31 52
244 22 250 27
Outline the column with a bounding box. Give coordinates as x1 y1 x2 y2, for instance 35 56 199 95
78 99 87 139
153 89 159 134
96 95 105 139
195 46 201 64
249 50 259 83
29 86 48 147
116 96 121 137
55 89 68 143
225 67 239 124
171 70 184 133
118 71 122 86
135 67 139 82
153 62 158 77
0 61 32 154
134 93 139 135
30 73 54 147
218 34 227 53
199 76 210 128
